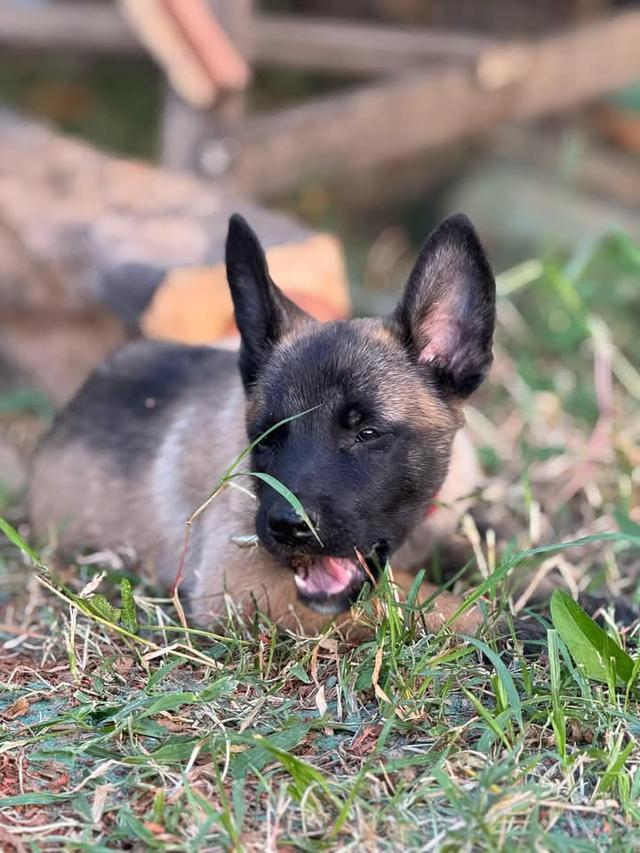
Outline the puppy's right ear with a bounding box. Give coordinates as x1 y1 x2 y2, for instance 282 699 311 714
395 214 496 399
226 214 309 388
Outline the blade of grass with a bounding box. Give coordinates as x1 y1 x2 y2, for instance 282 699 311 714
462 635 523 731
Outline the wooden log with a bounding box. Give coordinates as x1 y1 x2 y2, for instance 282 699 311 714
206 10 640 195
0 3 495 73
0 3 140 55
0 110 349 403
251 14 495 74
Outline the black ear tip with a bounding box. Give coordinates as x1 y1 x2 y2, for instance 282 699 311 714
439 212 479 238
432 213 491 267
228 212 248 228
226 213 263 263
227 212 252 242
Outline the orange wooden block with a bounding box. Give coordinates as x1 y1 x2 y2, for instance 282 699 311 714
141 233 350 345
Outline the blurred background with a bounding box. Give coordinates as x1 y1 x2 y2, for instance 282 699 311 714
0 0 639 544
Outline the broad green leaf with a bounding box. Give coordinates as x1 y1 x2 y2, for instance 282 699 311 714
143 738 206 765
0 792 70 806
140 678 234 719
146 658 183 691
461 686 511 750
140 692 200 718
290 662 311 684
547 629 567 763
615 510 640 538
198 676 235 702
597 738 635 796
550 589 635 686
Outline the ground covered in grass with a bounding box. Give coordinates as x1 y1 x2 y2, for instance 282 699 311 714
1 235 640 850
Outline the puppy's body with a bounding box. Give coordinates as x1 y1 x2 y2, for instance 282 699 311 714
30 214 495 637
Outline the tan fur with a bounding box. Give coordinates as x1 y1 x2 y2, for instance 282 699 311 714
356 319 457 433
391 427 480 572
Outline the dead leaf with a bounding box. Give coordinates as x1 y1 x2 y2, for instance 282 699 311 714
315 684 328 717
0 825 28 853
372 644 392 706
78 572 106 598
91 783 113 824
3 697 29 719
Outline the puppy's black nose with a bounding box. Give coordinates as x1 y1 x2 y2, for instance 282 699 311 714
267 505 317 547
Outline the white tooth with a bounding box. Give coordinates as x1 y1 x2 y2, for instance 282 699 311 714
294 574 308 591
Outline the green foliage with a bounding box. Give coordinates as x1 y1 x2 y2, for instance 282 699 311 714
0 516 43 566
119 578 138 634
550 589 635 687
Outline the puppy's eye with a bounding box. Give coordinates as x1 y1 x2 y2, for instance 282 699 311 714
355 427 382 443
257 433 278 451
254 423 287 451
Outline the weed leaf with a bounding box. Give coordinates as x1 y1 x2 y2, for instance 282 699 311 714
120 578 138 634
550 589 635 686
252 734 335 803
80 593 121 624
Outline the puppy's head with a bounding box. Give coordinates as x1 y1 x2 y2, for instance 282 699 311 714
225 213 495 614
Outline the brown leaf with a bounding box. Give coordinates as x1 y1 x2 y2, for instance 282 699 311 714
372 644 392 706
315 684 328 717
3 697 29 719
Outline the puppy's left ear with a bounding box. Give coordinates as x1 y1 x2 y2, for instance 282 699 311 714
395 213 496 399
226 214 310 388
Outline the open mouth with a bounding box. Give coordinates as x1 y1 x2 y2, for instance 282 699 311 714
292 542 388 615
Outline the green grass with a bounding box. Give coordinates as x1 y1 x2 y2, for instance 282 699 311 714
1 232 640 850
1 543 640 850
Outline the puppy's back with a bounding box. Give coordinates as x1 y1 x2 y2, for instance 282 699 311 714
29 339 246 578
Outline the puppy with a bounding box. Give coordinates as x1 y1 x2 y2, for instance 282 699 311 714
30 213 496 638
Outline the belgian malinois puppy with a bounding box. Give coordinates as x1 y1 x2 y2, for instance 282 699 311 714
30 213 496 638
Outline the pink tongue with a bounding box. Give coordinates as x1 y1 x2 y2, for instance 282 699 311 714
295 556 358 596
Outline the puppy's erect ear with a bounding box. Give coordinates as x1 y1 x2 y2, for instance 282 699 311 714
226 214 310 388
394 214 496 399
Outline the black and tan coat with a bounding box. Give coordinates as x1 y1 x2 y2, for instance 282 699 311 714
30 213 496 639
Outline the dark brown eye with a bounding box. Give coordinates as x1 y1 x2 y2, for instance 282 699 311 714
356 427 382 443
